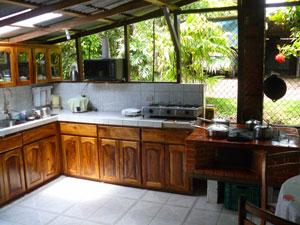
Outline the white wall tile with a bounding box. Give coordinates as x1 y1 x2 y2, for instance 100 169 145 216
154 83 170 92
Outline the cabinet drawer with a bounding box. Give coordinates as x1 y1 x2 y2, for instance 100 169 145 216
60 122 97 137
23 123 57 145
0 133 22 153
99 126 140 141
142 128 191 144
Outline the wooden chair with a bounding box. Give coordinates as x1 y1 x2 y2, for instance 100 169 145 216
261 150 300 225
238 195 298 225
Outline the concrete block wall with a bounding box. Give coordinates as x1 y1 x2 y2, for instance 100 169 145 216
52 83 204 112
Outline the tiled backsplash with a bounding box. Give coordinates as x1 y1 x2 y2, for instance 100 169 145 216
0 86 33 119
53 83 204 112
0 83 204 115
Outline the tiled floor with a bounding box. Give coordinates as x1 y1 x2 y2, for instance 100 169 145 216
0 176 240 225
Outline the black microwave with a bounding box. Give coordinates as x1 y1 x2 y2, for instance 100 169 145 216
84 58 125 81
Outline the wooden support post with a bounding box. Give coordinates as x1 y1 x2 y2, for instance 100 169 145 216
237 0 265 123
75 37 83 82
162 6 181 57
174 12 181 83
124 25 130 82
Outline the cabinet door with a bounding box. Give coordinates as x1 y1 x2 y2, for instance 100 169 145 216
23 142 43 189
42 136 60 181
16 47 33 85
0 46 16 87
80 137 99 179
33 48 48 83
142 143 165 188
0 160 5 204
165 145 190 192
120 141 141 186
48 48 62 81
100 139 119 182
61 135 80 176
1 148 26 200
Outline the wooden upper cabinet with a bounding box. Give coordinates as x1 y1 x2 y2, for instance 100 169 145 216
1 148 26 200
80 137 99 179
48 48 62 82
0 46 16 87
61 135 81 176
33 48 48 83
16 47 33 85
23 142 43 189
100 139 120 182
142 143 165 188
120 141 141 186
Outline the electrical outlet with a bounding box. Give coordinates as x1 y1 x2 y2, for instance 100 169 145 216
146 95 153 101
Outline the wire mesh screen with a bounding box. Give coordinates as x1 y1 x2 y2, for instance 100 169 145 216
205 17 238 122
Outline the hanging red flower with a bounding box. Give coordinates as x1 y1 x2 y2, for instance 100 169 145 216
275 53 286 63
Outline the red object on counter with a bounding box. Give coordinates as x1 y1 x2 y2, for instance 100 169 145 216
275 53 286 63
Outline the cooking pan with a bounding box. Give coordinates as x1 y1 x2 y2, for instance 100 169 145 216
197 117 231 126
191 122 229 138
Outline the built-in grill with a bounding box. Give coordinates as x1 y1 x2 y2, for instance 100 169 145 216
142 103 203 119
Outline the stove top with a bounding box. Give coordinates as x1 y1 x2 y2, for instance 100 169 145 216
142 103 203 119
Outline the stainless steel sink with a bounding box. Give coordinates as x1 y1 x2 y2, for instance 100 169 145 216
0 119 27 128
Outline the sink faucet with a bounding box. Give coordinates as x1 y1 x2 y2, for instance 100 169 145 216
3 88 12 119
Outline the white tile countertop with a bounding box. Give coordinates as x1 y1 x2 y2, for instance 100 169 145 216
0 110 193 137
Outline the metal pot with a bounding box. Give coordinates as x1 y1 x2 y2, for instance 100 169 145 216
197 117 231 126
253 124 273 140
191 123 229 138
40 107 51 118
245 119 261 131
70 70 78 81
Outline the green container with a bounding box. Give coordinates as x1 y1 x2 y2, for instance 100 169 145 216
224 182 261 211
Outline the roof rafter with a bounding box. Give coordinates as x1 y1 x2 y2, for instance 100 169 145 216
0 0 89 18
143 0 181 11
7 0 151 42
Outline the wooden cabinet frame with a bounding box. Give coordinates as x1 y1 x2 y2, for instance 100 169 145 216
0 46 16 87
15 47 33 85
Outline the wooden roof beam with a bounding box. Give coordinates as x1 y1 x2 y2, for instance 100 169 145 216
162 6 180 54
0 0 92 28
8 0 151 42
143 0 181 11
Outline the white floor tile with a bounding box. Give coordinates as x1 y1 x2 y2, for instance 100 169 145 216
155 205 190 223
81 221 104 225
63 195 111 219
149 217 182 225
47 215 83 225
88 197 136 224
115 186 147 200
128 200 162 217
166 194 197 208
194 196 223 212
217 212 238 225
185 209 220 225
142 190 172 204
116 211 152 225
0 205 57 225
0 219 22 225
18 193 76 213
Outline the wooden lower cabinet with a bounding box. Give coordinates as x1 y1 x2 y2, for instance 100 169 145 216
142 143 165 188
0 160 6 204
80 137 99 179
100 139 119 182
165 145 190 192
61 135 99 179
1 148 26 200
23 136 60 189
120 141 141 186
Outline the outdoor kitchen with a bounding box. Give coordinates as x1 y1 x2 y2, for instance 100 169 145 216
0 1 300 225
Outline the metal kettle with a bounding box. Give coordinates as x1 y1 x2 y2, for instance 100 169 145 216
70 70 78 81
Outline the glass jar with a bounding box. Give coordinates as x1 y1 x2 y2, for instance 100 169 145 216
205 104 215 120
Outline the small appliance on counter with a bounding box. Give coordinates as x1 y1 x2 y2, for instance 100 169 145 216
67 96 89 113
51 95 61 110
121 108 141 117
